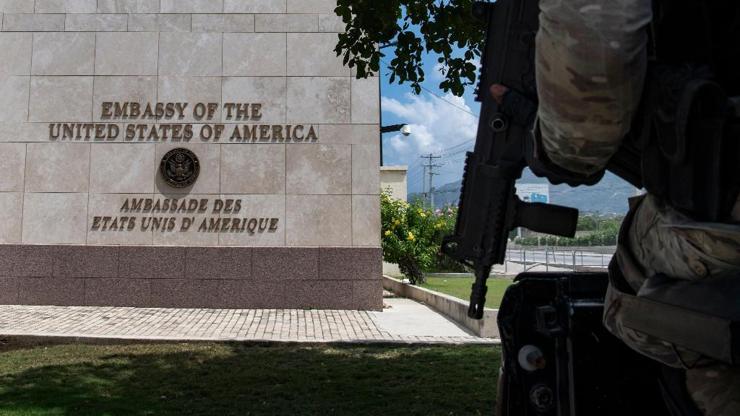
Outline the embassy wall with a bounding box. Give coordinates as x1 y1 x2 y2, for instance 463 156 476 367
0 0 382 310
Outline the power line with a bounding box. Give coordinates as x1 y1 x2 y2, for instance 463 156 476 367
418 84 480 117
439 148 471 159
408 160 424 172
408 169 425 181
407 169 425 183
380 58 480 118
437 167 464 175
438 139 475 154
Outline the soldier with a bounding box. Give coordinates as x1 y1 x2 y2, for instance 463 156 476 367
494 1 740 414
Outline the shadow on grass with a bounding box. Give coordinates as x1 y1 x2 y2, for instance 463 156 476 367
0 343 499 416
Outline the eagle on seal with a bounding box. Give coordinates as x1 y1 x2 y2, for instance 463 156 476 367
168 152 192 181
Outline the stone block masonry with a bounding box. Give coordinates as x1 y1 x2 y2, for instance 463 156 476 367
0 1 382 310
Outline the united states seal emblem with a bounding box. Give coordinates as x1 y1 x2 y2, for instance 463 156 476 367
160 148 200 188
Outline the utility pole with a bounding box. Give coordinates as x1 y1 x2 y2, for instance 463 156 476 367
421 153 442 209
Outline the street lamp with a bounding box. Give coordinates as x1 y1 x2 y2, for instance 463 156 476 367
379 124 411 166
378 41 410 166
380 124 411 135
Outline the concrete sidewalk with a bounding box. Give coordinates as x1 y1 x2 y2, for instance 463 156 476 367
0 298 497 345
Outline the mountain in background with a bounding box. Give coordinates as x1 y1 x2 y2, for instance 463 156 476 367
411 169 637 214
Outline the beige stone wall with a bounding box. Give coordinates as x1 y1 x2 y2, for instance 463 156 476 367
0 0 381 248
380 166 406 276
380 166 408 201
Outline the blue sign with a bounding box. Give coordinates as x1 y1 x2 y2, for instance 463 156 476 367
530 193 548 203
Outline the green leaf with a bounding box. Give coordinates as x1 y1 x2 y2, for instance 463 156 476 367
332 0 485 97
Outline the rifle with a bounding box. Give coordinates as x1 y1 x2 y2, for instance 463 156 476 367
441 0 579 319
441 0 738 320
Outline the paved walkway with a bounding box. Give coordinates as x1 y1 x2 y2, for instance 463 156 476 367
0 298 496 345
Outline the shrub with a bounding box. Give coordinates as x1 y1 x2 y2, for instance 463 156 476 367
381 192 453 284
514 214 622 247
429 205 469 273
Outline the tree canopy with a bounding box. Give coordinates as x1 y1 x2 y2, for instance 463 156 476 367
333 0 485 96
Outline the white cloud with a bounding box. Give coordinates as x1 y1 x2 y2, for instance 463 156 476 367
381 92 477 157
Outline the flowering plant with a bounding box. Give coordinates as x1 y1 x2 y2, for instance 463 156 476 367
380 191 449 284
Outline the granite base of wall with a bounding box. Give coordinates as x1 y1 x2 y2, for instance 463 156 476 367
0 245 383 311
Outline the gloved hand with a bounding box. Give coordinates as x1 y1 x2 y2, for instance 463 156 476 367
525 122 605 187
491 84 605 187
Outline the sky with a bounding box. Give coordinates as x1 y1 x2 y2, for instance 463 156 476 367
378 48 481 195
373 13 635 214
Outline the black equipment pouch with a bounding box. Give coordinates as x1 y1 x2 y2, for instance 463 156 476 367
608 0 740 223
624 64 740 222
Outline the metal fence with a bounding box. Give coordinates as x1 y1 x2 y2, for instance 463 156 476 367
505 248 614 272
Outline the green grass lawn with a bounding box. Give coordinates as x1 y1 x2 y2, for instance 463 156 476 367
421 275 513 309
0 342 500 416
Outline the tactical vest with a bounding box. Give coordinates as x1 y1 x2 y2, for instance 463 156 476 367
606 0 740 368
616 0 740 223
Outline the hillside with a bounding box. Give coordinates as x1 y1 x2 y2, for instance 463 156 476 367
413 169 637 214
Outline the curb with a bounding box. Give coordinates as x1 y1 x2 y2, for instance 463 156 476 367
382 276 499 338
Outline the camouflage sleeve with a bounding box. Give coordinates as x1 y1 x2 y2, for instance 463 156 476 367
535 0 653 175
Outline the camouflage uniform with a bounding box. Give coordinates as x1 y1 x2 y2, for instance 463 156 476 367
535 1 740 414
536 0 651 176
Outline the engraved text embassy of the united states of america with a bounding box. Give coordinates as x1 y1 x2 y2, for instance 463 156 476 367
48 101 319 143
